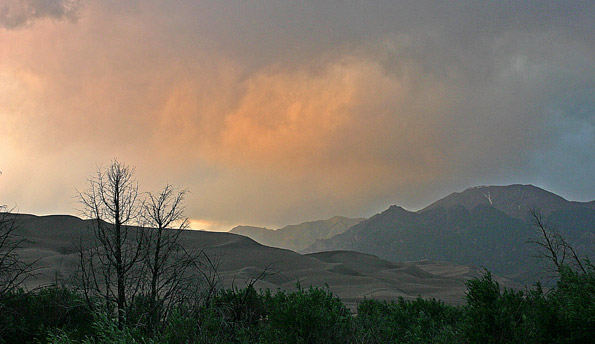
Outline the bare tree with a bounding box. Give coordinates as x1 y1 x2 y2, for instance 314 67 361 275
139 184 222 332
529 209 586 275
77 160 145 328
140 185 190 329
0 206 33 298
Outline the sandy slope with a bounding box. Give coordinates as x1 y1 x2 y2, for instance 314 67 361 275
9 213 513 307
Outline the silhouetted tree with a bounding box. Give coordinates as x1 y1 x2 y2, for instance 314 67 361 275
1 170 33 298
0 196 36 340
529 209 586 275
0 205 32 297
77 160 145 329
139 184 222 333
140 185 199 331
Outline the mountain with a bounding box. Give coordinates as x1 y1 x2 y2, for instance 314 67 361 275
6 213 509 306
230 216 364 252
421 184 595 220
305 185 595 283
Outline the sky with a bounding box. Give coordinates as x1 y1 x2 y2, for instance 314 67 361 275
1 0 593 231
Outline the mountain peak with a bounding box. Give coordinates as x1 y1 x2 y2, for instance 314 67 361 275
464 184 545 194
380 205 415 218
388 205 406 211
230 225 274 234
229 216 364 252
420 184 590 219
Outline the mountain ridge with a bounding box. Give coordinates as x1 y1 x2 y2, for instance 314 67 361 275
304 184 595 283
421 184 595 220
230 216 364 252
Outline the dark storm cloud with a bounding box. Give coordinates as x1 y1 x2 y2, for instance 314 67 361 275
0 0 82 29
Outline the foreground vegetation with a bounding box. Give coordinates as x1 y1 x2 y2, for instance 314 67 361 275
0 263 593 344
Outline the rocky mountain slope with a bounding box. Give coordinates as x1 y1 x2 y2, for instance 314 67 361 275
305 185 595 283
230 216 364 252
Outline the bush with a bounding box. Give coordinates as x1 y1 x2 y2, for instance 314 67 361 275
0 286 93 344
159 285 266 344
46 312 155 344
549 263 595 343
262 286 352 344
355 297 461 344
462 271 533 344
160 285 353 344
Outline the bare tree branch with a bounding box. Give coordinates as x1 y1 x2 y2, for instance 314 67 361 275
139 185 214 332
528 208 586 276
0 206 34 298
75 159 145 329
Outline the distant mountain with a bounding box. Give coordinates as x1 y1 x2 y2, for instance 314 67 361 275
6 213 506 306
421 184 595 220
230 216 364 252
229 225 274 245
305 185 595 283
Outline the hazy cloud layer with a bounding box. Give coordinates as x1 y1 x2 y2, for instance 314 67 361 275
0 1 593 229
0 0 82 29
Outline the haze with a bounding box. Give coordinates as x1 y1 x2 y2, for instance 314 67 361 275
1 1 593 230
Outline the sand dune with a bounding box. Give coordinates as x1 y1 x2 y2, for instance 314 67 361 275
9 213 514 307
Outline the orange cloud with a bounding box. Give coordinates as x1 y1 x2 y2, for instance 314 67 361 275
152 56 455 192
216 61 357 169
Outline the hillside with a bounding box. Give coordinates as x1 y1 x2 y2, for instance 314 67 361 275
230 216 364 252
6 213 507 306
305 185 595 283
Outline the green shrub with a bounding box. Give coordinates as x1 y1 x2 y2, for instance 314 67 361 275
462 271 533 344
46 312 155 344
262 286 353 344
549 263 595 343
0 286 93 344
159 285 267 344
355 297 461 344
158 307 201 344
